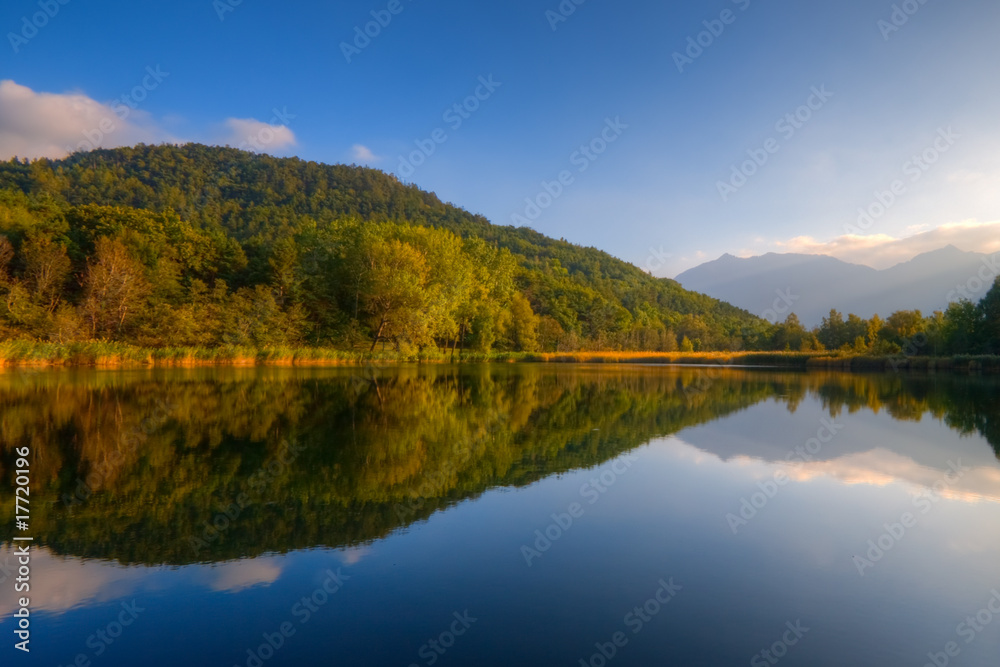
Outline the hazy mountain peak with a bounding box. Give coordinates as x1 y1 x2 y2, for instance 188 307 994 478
677 247 992 326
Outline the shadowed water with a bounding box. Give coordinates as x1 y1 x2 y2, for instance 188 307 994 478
1 365 998 666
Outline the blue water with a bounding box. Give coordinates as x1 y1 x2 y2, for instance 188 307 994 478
1 366 998 666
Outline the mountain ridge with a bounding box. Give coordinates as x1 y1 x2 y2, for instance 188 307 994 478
677 246 994 326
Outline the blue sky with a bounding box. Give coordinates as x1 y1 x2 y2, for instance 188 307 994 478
2 0 999 275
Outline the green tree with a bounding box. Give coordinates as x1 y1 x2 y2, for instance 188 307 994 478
222 284 306 347
771 313 816 351
976 278 1000 354
866 314 884 350
884 310 924 347
497 292 538 352
817 309 846 350
359 237 430 351
941 300 980 354
537 316 565 352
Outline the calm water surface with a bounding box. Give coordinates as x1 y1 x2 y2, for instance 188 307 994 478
1 365 999 666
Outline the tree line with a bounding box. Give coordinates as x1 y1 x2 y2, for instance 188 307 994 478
765 294 1000 356
0 144 995 355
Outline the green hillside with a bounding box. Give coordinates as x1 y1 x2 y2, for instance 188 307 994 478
0 143 769 352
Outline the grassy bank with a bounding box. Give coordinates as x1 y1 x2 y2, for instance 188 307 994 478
521 350 1000 372
0 341 411 368
1 341 999 372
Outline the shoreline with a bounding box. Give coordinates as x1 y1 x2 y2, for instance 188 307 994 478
1 342 998 373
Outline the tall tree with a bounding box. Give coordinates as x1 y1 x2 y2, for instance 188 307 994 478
81 237 150 338
358 237 430 351
977 278 1000 354
23 235 72 312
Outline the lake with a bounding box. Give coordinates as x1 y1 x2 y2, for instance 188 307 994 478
1 364 999 666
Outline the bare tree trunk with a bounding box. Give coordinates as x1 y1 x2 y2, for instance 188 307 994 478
450 327 460 362
370 317 387 353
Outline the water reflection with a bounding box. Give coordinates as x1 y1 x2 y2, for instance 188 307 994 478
1 366 998 567
1 366 999 666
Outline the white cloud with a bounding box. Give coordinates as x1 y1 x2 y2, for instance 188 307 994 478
667 438 1000 506
217 117 296 154
351 144 381 163
766 220 1000 269
207 558 283 592
0 80 171 159
0 547 288 617
0 80 300 160
336 546 371 566
0 546 150 616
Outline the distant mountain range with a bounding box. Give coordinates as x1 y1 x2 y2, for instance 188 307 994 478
676 245 995 327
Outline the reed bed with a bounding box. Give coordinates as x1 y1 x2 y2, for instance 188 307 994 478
1 340 997 372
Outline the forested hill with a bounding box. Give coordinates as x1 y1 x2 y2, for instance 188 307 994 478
0 143 767 352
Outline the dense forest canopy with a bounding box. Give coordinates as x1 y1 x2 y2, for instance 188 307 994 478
0 144 768 352
0 143 996 354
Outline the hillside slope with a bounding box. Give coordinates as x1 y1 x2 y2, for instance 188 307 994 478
0 144 767 351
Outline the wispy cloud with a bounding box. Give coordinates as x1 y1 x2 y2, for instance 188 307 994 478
351 143 380 163
207 558 283 592
0 547 287 617
0 80 172 159
216 117 296 154
0 80 299 160
761 220 1000 269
